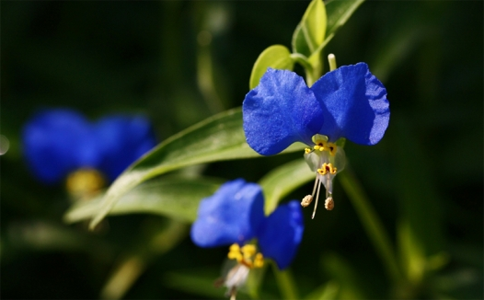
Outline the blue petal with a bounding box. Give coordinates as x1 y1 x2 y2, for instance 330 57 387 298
22 109 99 184
311 63 390 145
94 115 156 181
257 201 304 270
191 179 265 248
243 68 325 155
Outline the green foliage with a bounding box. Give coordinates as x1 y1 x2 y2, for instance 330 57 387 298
324 0 365 49
259 159 313 215
89 108 304 229
65 176 223 224
291 0 326 58
249 45 294 89
2 0 482 299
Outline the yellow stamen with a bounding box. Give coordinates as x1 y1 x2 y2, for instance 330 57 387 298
254 253 264 268
228 243 243 262
229 243 240 252
325 197 334 210
305 148 312 154
227 244 264 269
301 195 313 207
327 142 337 156
66 168 105 200
317 163 337 175
241 244 256 258
330 166 337 174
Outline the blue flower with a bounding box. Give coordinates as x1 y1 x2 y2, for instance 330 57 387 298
190 179 266 247
22 109 157 190
257 201 304 270
191 179 304 297
191 179 304 269
243 63 390 217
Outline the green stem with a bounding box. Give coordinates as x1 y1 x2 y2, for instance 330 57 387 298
291 51 322 86
290 53 313 73
338 169 403 284
272 264 299 299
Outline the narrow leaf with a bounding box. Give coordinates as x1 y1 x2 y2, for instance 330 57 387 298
320 253 367 299
259 159 313 215
319 0 365 51
88 107 304 229
292 0 327 57
392 117 445 283
304 281 339 300
249 45 294 89
164 267 276 299
339 169 403 283
163 271 224 298
65 177 222 224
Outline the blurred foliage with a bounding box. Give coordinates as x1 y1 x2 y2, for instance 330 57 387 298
1 1 482 299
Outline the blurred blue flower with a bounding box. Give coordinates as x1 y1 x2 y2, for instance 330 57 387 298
191 179 304 298
190 179 265 248
242 63 390 218
23 109 156 186
191 179 304 269
257 201 304 270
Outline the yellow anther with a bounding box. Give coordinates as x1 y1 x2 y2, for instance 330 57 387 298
305 147 312 154
330 166 337 174
229 243 240 252
311 134 330 152
301 195 313 207
228 243 243 262
227 244 264 269
327 142 337 156
314 140 327 152
317 163 328 175
241 245 256 258
66 168 105 199
317 163 337 175
325 197 334 211
254 253 264 268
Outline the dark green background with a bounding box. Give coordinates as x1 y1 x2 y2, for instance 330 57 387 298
2 1 482 299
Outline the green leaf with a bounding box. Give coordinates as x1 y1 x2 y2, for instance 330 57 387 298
273 265 299 300
302 0 365 83
320 0 365 50
163 270 225 298
88 107 305 229
100 219 188 300
397 219 426 284
392 117 445 284
5 220 111 255
259 158 313 215
249 45 294 89
292 0 327 57
245 263 268 298
339 169 403 283
163 268 277 299
304 281 339 300
65 177 222 224
320 253 367 299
